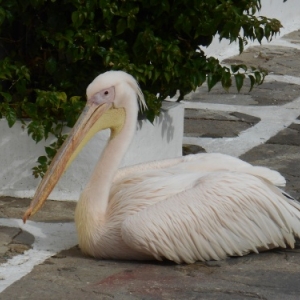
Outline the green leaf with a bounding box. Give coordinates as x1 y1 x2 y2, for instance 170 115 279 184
5 108 16 128
231 65 240 73
0 7 6 26
71 11 84 27
164 72 171 83
254 71 262 84
70 96 82 103
248 75 256 92
37 155 47 164
22 102 38 118
21 66 30 81
238 37 244 54
190 75 198 90
72 11 79 24
55 91 67 102
235 73 245 92
207 73 219 91
221 72 232 91
15 79 27 94
116 18 127 35
30 0 44 8
197 71 206 86
127 15 136 31
265 24 271 40
98 0 108 9
27 121 45 143
238 64 248 72
58 40 65 50
0 92 12 102
45 57 57 75
45 146 57 159
255 26 264 43
146 109 156 123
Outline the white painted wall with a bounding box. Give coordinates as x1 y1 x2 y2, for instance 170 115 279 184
206 0 300 60
0 102 184 200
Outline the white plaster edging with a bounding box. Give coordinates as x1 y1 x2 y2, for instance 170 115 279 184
183 75 300 157
0 102 184 201
0 218 77 293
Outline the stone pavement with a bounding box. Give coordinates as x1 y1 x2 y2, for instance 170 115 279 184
1 30 300 299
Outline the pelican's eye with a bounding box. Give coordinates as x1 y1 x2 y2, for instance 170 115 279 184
100 89 110 97
89 86 115 106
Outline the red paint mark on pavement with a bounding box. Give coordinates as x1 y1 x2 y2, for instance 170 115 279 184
88 264 206 299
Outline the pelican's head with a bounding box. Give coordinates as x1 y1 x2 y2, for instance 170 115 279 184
87 71 146 116
23 71 146 222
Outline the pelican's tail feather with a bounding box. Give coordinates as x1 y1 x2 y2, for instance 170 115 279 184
240 166 286 187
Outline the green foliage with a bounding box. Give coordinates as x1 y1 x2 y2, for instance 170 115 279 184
32 134 67 178
0 0 282 177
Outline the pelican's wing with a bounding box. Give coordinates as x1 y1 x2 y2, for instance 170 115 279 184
115 153 286 186
121 172 300 264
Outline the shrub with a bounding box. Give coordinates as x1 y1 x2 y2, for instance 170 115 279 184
0 0 282 177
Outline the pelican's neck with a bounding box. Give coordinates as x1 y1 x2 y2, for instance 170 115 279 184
84 106 137 217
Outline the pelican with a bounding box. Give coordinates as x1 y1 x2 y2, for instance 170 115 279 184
23 71 300 264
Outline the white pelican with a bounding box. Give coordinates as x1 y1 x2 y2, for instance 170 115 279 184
23 71 300 264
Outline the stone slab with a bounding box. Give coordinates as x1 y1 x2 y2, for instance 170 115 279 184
0 196 76 222
0 225 34 264
223 45 300 77
182 144 206 155
241 144 300 200
240 121 300 200
282 29 300 43
184 109 260 138
1 245 300 300
267 123 300 146
185 81 300 106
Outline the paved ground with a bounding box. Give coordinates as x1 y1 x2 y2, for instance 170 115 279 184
1 30 300 299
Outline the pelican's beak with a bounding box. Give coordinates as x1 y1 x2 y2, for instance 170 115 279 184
23 99 113 223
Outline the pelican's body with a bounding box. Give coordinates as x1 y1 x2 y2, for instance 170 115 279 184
24 71 300 264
